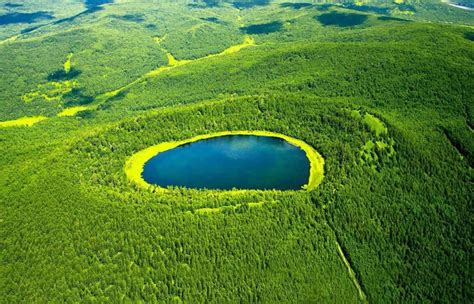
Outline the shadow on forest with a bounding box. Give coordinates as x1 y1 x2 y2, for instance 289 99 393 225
3 3 23 9
233 0 270 9
97 90 127 111
443 128 474 167
343 4 390 15
240 21 282 34
0 11 53 25
317 12 368 27
48 69 82 82
111 14 145 23
84 0 114 9
145 24 157 29
188 0 220 8
315 4 333 11
21 26 40 34
397 4 416 13
280 3 313 10
63 89 94 107
53 6 104 26
465 32 474 41
200 17 221 23
378 16 410 22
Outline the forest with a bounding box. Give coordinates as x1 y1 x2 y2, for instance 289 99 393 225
0 0 473 303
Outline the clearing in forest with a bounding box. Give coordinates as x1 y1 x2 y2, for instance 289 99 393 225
57 106 94 117
0 116 47 127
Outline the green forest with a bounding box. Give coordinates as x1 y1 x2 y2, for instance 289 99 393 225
0 0 473 303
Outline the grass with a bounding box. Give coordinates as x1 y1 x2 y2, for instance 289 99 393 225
63 53 73 74
0 116 48 127
124 130 324 192
22 80 78 103
363 113 388 136
57 105 94 117
1 2 472 302
217 36 255 55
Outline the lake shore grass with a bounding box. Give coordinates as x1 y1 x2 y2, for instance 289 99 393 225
124 130 324 192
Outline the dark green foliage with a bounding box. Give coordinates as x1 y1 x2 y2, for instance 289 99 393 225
84 0 114 9
200 16 221 23
232 0 270 9
378 16 410 22
63 89 94 107
47 68 82 81
443 127 474 167
203 0 221 7
465 32 474 41
4 3 24 9
280 2 313 10
1 2 473 303
111 14 145 23
344 4 390 15
240 21 283 34
452 0 474 8
76 109 95 119
0 11 53 25
317 12 368 27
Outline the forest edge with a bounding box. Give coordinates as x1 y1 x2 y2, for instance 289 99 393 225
124 130 325 192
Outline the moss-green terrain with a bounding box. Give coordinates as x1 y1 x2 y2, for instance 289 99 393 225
1 0 473 303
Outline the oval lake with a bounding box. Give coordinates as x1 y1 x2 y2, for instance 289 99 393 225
142 135 311 190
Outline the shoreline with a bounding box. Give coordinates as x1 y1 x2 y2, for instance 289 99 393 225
124 130 325 193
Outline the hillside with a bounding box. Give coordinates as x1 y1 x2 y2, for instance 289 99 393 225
1 0 473 302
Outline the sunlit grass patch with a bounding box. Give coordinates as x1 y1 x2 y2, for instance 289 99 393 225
363 113 387 136
0 116 47 127
22 80 79 103
63 53 73 73
57 105 94 117
218 36 255 55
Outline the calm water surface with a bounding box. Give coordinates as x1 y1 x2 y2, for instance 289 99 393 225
142 135 310 190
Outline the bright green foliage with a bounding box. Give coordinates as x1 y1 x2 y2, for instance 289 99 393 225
0 1 473 303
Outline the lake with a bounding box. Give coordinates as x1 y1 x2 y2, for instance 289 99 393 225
142 135 311 190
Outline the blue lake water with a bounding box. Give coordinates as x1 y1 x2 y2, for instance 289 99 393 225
142 135 310 190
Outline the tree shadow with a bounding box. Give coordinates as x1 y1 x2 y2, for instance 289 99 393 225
315 4 333 11
145 24 157 30
4 3 23 9
187 0 221 8
111 14 145 23
47 68 82 82
465 32 474 41
240 21 283 34
343 4 390 15
280 3 313 10
0 11 53 25
63 89 94 107
378 16 410 22
21 26 40 34
53 6 103 26
200 17 221 23
84 0 113 9
316 12 368 27
233 0 270 10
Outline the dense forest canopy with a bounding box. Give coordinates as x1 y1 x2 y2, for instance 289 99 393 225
0 0 472 302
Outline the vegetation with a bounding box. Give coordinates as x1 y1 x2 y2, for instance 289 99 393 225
0 115 47 127
1 0 473 303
